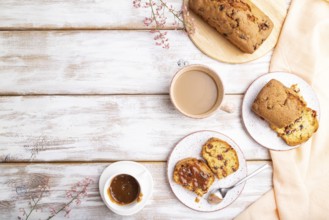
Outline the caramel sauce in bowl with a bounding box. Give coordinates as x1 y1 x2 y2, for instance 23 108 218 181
170 65 225 118
108 174 141 205
103 172 144 213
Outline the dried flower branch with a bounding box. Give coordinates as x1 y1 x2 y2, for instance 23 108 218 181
17 177 93 220
18 181 50 220
133 0 195 49
47 178 94 220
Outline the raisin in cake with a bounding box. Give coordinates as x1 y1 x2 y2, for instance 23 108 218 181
271 107 319 146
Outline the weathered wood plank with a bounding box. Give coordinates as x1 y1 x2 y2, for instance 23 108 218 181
0 161 272 219
0 95 269 162
0 0 291 30
0 0 183 30
0 31 271 95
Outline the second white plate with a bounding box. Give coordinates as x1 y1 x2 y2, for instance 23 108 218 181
242 72 320 151
167 130 247 212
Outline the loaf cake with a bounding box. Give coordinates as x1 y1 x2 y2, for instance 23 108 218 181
173 158 215 196
252 79 319 146
202 138 239 179
189 0 274 53
252 79 306 128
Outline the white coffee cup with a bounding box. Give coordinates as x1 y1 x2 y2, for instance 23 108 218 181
170 64 232 118
103 172 144 213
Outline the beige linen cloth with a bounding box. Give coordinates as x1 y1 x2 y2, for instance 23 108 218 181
236 0 329 219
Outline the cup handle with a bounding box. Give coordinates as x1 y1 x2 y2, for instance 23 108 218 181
220 102 235 113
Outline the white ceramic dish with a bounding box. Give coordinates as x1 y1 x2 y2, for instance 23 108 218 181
99 161 153 216
242 72 320 151
167 130 247 212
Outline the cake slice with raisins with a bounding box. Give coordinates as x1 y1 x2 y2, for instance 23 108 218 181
173 158 215 196
271 107 319 146
202 138 239 179
252 79 319 146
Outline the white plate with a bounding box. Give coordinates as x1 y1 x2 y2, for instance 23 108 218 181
167 130 247 212
242 72 320 151
99 161 153 216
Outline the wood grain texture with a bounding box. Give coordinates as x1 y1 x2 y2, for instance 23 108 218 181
0 0 291 30
0 0 183 30
0 95 269 162
0 0 292 219
0 30 271 95
0 161 272 219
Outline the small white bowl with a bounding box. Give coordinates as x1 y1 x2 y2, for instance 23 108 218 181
103 172 143 213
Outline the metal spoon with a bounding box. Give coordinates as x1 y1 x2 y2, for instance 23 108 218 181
208 164 270 204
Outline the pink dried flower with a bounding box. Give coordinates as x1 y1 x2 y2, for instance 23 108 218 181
66 191 73 199
143 17 153 26
133 0 195 49
152 30 170 49
133 0 141 8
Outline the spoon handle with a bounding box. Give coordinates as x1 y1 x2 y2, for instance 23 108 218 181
234 164 270 187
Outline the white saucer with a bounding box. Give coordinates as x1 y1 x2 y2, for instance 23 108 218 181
99 161 153 216
242 72 320 151
167 130 247 212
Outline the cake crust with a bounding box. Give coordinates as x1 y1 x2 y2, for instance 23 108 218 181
252 79 306 128
189 0 274 53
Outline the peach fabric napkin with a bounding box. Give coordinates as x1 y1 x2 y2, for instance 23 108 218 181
236 0 329 219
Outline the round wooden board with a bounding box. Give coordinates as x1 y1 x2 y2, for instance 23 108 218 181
183 0 288 64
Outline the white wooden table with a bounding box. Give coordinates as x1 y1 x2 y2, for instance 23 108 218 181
0 1 289 219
